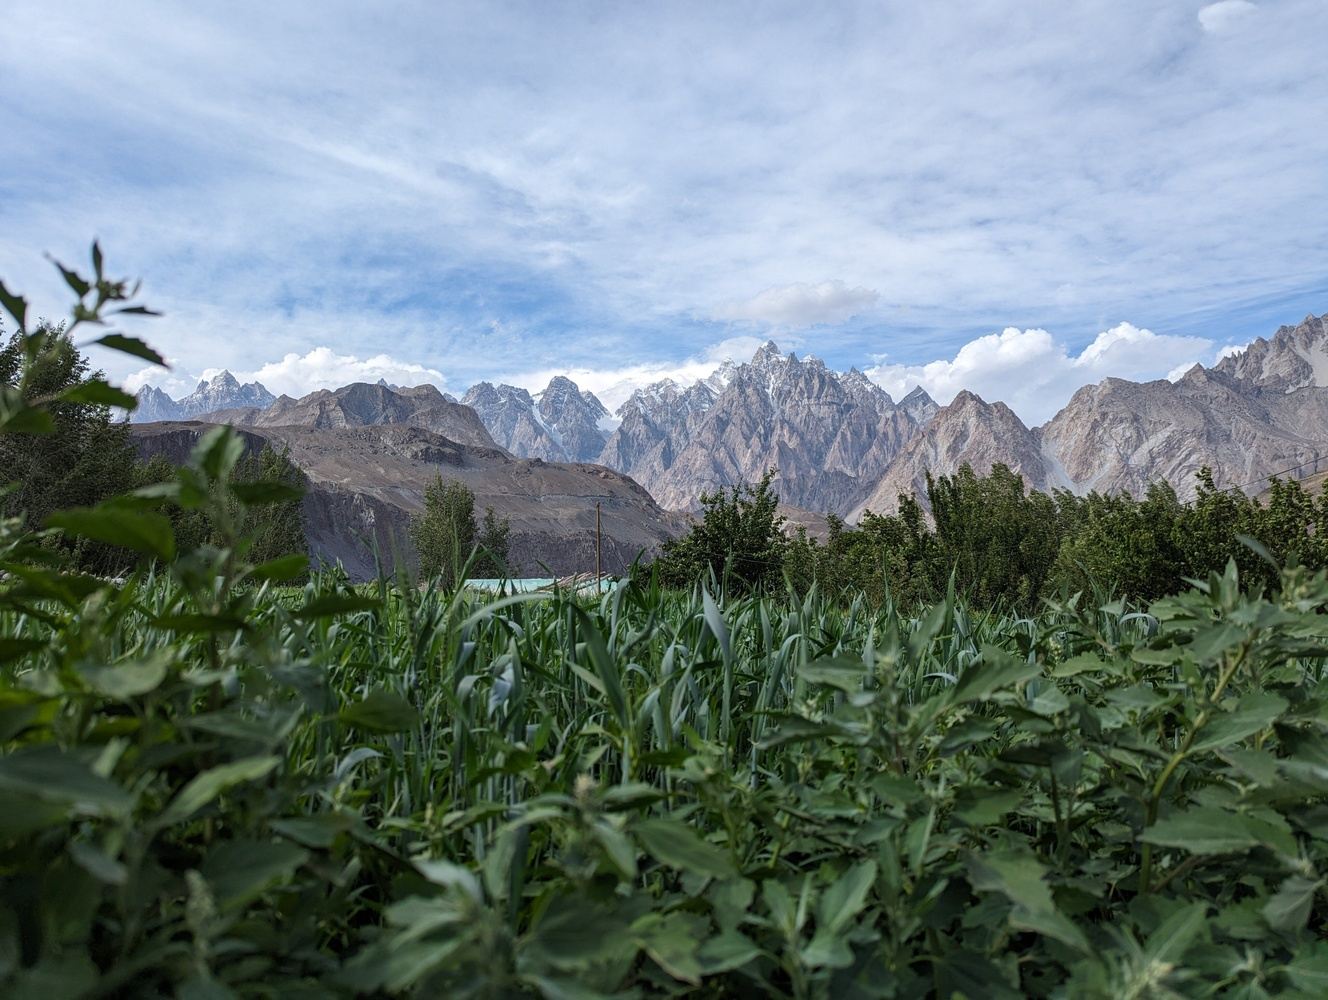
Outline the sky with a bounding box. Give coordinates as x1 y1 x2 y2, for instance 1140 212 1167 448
2 0 1326 425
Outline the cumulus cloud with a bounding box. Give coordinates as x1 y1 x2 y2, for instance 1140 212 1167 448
1198 1 1259 34
866 323 1214 425
717 281 880 330
496 336 784 413
127 347 446 400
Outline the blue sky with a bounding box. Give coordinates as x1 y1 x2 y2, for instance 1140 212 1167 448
2 0 1325 422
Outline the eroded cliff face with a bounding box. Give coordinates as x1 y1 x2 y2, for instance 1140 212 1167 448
129 421 686 581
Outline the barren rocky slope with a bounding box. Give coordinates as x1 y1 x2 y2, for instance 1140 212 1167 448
853 391 1051 518
205 382 497 450
130 421 686 581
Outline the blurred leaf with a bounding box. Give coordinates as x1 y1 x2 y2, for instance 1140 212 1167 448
0 746 131 817
0 279 28 330
79 654 170 699
247 553 309 582
92 333 165 365
341 689 419 734
633 911 705 985
1191 691 1288 753
202 839 308 909
157 755 280 826
294 593 380 619
47 504 175 561
59 379 137 409
1262 875 1321 933
636 818 734 878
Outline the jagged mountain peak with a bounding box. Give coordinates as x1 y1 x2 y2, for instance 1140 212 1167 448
131 371 276 424
1213 312 1328 392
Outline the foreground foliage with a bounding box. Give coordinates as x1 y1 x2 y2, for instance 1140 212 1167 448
3 248 1328 997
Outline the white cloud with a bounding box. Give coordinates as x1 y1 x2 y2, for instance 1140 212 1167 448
717 281 880 329
238 348 446 398
127 347 446 400
1215 340 1251 361
1198 1 1258 34
867 323 1214 425
494 338 751 413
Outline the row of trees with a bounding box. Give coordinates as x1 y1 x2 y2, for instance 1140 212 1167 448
656 463 1328 609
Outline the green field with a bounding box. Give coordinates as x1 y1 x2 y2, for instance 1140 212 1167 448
4 554 1328 996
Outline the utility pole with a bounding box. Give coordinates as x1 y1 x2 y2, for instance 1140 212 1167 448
595 501 602 585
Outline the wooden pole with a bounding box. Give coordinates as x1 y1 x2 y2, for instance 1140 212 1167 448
595 501 602 584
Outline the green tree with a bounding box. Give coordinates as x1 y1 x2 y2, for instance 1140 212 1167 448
475 505 511 578
237 446 309 573
0 321 140 571
412 475 477 586
654 470 787 593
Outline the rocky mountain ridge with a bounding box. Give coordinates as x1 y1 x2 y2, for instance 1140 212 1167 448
129 421 686 581
855 313 1328 517
131 371 275 422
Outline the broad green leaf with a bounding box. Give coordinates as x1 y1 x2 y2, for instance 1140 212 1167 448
953 647 1040 703
47 505 175 561
341 689 419 733
817 860 877 933
246 554 309 582
524 900 633 971
1142 808 1262 855
79 654 170 699
953 786 1023 826
1262 875 1321 932
1143 901 1209 966
967 847 1055 914
1191 691 1288 753
92 333 165 365
1285 943 1328 992
0 746 131 817
633 911 706 985
636 818 734 878
157 755 279 826
696 930 763 974
799 656 869 692
293 593 381 619
202 839 308 909
59 379 137 409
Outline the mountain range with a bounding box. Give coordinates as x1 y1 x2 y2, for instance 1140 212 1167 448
131 312 1328 538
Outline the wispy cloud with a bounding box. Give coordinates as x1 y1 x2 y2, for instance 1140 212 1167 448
717 281 879 329
1 0 1324 395
1198 1 1259 34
